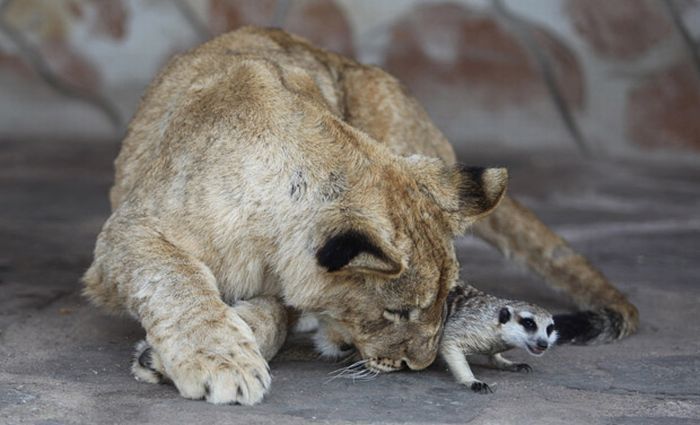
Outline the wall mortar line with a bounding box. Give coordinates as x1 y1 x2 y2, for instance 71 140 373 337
662 0 700 82
273 0 292 28
172 0 211 42
0 0 123 132
493 0 590 156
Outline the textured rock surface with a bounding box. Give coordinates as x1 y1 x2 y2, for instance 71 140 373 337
207 0 278 35
1 140 699 424
565 0 673 59
2 0 699 154
627 62 700 151
284 0 355 58
382 2 583 149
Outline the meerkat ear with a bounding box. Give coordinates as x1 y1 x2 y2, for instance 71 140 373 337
499 307 512 324
316 230 404 278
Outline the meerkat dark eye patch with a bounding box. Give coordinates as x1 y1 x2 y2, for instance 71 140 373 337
546 324 554 336
498 307 511 324
519 317 538 332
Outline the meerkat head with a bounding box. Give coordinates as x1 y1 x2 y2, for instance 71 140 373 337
498 303 558 356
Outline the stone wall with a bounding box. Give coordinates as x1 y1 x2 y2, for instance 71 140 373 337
1 0 699 157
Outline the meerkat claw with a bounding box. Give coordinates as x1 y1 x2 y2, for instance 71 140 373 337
512 363 533 373
470 381 493 394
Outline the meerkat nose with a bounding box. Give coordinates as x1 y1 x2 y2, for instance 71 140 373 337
536 339 549 350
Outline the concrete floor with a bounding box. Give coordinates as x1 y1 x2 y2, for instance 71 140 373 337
1 140 699 425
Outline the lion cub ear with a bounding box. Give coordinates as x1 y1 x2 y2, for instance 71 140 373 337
316 230 404 278
406 157 507 230
453 165 508 221
420 163 508 234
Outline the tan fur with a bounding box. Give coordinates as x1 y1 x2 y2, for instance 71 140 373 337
131 296 287 386
83 27 637 405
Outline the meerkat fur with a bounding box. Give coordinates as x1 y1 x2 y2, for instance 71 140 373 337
441 283 557 393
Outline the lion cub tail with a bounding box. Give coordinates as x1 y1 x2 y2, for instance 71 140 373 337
473 196 639 344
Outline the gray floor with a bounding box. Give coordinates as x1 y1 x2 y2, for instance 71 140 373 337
1 140 699 425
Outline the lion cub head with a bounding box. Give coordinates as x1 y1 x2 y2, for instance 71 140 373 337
303 155 507 373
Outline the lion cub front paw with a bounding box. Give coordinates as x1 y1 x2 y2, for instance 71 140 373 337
151 315 272 406
171 338 271 405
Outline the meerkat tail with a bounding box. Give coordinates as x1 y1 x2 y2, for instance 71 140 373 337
473 196 639 344
552 308 632 345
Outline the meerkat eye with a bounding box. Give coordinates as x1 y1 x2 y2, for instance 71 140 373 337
546 324 554 336
519 317 537 332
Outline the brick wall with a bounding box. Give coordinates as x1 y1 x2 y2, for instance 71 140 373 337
1 0 699 157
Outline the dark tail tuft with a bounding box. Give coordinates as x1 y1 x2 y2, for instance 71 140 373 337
554 308 626 345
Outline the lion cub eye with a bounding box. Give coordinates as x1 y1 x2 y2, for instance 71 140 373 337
383 309 419 322
384 309 409 321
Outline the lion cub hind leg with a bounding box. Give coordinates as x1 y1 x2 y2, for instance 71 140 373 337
132 340 168 384
231 296 289 362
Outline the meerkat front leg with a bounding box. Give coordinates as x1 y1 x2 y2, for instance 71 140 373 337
489 353 532 373
441 346 492 394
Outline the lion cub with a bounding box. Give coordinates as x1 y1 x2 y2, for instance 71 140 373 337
441 283 558 393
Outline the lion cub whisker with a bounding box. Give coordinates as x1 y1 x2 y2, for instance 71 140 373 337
327 359 367 375
325 359 372 383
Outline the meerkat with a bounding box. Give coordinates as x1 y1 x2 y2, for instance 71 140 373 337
440 283 558 393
